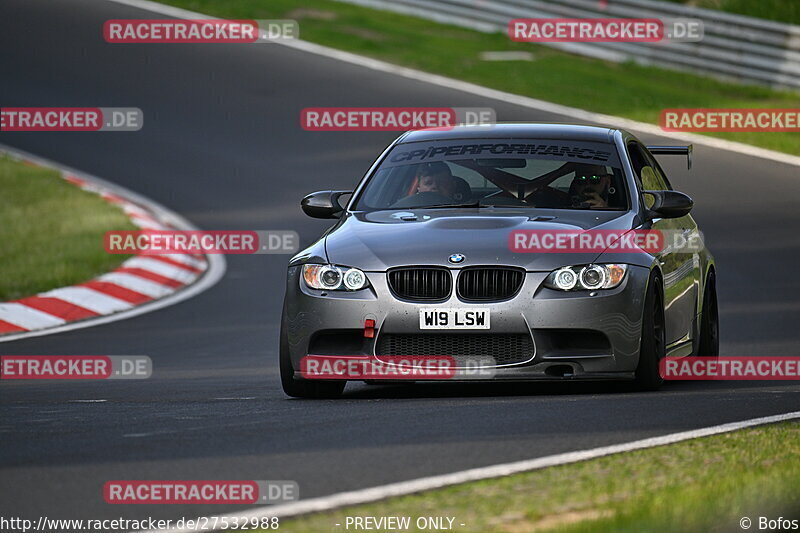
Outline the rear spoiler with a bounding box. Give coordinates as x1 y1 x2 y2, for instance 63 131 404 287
647 145 693 170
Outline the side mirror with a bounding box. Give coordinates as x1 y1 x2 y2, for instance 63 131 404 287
301 190 352 219
643 190 693 219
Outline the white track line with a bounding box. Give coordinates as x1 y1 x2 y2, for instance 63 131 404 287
135 410 800 533
105 0 800 168
0 144 227 343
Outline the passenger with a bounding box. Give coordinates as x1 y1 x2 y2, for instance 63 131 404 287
569 165 612 208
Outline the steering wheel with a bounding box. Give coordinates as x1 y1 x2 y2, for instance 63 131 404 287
527 186 571 204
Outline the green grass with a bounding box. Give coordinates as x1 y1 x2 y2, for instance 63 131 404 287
264 421 800 533
661 0 800 25
0 156 135 301
159 0 800 154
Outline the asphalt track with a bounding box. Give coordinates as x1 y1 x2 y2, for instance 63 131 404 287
1 0 799 524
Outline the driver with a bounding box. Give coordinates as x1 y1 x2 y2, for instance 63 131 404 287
569 165 613 208
415 162 456 197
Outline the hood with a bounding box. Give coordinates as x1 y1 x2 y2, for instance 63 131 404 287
325 208 636 271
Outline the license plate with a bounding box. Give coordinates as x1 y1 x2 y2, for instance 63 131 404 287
419 308 490 330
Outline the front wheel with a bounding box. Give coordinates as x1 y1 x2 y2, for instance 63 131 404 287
633 273 666 391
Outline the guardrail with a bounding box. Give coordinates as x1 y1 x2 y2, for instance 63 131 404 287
336 0 800 90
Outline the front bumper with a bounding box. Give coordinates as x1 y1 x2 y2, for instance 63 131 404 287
283 264 649 381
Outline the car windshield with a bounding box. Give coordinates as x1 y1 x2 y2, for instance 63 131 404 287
354 139 628 211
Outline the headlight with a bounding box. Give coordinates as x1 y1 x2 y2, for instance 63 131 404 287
342 268 367 290
545 264 627 291
302 264 369 291
552 267 578 290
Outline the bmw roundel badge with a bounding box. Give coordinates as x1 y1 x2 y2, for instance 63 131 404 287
448 253 465 264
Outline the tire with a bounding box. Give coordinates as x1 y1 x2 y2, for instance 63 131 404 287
633 273 666 391
696 271 719 358
279 301 345 399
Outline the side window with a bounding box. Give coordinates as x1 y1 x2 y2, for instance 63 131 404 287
627 142 669 191
641 147 673 191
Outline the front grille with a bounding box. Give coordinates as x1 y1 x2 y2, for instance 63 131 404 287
388 267 451 301
376 333 533 366
457 267 525 301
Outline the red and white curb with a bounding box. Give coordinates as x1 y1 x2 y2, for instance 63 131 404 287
0 144 226 342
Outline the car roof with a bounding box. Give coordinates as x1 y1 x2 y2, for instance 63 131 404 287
397 123 619 144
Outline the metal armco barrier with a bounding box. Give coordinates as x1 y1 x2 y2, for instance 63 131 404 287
336 0 800 90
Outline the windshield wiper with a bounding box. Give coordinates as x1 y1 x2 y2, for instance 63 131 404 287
415 201 483 209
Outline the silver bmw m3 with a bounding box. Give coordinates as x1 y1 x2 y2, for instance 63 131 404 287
280 124 718 398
